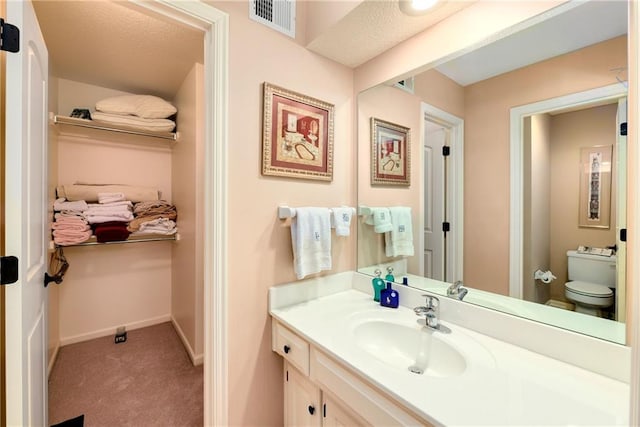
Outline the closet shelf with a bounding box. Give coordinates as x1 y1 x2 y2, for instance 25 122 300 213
52 233 179 248
52 114 178 141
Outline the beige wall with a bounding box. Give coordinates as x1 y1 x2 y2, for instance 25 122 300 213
210 2 355 425
549 104 618 301
414 69 465 119
523 114 552 304
357 85 421 274
171 63 205 362
464 36 627 295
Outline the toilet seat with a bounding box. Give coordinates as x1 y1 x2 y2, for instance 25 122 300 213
564 280 614 309
565 280 613 298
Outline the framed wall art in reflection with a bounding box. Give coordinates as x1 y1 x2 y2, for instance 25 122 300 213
578 145 612 229
371 117 410 186
262 83 334 181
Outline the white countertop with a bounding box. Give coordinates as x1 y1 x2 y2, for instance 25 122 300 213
271 288 629 426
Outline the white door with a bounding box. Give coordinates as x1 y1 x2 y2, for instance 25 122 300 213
4 1 49 425
423 120 446 281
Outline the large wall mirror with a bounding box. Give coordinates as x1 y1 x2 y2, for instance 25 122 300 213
357 0 629 344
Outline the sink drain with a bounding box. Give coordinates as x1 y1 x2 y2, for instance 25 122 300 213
408 365 424 375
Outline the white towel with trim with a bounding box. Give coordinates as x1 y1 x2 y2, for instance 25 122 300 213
331 207 353 237
98 192 126 204
291 207 332 280
53 198 88 212
364 207 393 233
385 207 414 257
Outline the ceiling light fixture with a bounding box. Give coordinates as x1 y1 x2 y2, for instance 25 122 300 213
399 0 440 16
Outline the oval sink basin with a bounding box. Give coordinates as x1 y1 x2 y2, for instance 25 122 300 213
352 321 466 377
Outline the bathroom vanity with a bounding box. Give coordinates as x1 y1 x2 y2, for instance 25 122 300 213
269 272 629 426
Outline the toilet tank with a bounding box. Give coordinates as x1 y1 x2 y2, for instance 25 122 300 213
566 250 617 288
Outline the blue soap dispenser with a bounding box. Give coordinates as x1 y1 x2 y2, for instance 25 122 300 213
380 281 399 308
371 269 385 302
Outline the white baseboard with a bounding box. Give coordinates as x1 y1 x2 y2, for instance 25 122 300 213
171 316 204 366
47 341 60 379
59 314 171 346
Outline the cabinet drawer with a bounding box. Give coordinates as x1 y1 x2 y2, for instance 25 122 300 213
310 348 430 426
273 320 310 376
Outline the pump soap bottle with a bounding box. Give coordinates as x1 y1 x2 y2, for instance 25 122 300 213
385 266 395 282
371 269 385 302
380 281 399 308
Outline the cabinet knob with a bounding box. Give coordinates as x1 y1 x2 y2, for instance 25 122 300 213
308 405 315 415
283 345 290 354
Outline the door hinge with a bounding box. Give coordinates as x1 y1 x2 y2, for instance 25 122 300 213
620 122 627 136
285 370 288 382
0 18 20 53
0 256 19 285
620 228 627 242
442 222 450 233
442 146 450 156
323 403 326 418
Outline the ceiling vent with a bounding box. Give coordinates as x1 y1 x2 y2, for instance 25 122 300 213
394 77 415 94
250 0 296 38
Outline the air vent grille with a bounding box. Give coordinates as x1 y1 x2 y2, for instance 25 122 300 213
250 0 296 38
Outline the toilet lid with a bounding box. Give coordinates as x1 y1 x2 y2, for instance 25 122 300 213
566 281 613 297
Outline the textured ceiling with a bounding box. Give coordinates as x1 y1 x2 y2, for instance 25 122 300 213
435 0 628 86
32 1 204 100
306 0 475 68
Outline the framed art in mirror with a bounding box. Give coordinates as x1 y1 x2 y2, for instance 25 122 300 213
262 82 334 181
578 145 612 229
371 117 410 186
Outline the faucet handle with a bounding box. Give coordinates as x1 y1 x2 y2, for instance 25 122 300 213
421 294 439 309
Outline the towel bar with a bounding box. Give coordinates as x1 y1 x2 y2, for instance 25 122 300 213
278 206 356 219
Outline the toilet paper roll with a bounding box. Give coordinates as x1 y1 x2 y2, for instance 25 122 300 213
534 269 557 284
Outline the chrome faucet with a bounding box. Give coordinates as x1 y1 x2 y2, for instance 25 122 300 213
414 295 440 330
447 280 468 300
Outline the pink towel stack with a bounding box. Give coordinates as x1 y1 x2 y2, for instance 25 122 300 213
52 213 91 246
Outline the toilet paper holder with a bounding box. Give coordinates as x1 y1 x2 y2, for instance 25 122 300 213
534 269 556 284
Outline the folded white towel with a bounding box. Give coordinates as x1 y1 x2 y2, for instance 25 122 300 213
85 213 134 224
84 204 132 215
136 218 177 235
385 207 414 257
53 198 88 212
331 207 353 237
291 207 332 280
92 111 176 132
98 192 126 204
364 207 393 233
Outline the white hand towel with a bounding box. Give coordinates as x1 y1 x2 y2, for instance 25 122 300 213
53 198 88 212
385 207 414 257
364 207 393 233
331 207 353 237
98 192 126 204
291 207 332 280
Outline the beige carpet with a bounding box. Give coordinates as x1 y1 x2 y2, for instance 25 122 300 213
48 322 203 426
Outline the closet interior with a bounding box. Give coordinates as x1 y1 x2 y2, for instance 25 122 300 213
33 0 206 377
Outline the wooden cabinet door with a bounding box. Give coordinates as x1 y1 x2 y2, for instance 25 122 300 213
322 393 368 427
285 363 321 427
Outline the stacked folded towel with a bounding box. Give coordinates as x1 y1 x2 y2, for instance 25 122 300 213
83 202 134 224
133 218 177 236
93 95 177 132
128 200 178 233
52 213 91 246
93 221 131 243
53 198 88 213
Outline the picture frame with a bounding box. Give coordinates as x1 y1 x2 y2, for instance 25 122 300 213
371 117 411 186
262 83 334 181
578 145 613 229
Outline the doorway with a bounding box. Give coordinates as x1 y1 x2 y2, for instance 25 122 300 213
2 1 228 425
419 103 464 283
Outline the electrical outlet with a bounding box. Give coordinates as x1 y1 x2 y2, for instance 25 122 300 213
115 326 127 344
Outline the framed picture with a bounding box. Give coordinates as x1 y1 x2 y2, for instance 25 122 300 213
578 145 613 229
371 118 410 186
262 83 334 181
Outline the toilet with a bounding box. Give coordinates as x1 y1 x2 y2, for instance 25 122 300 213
564 250 616 317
